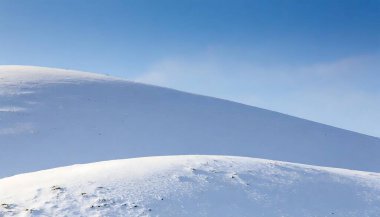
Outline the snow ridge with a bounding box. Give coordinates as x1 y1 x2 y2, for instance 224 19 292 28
0 66 379 178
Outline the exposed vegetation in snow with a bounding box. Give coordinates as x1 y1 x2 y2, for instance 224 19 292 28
1 156 380 217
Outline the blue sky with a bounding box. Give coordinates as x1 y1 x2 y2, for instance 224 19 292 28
0 0 379 137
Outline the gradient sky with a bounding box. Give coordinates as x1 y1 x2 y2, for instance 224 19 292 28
0 0 379 137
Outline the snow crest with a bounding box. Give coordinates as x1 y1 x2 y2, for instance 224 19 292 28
0 66 379 178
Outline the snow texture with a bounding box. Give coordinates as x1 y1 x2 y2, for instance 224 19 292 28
0 66 380 178
1 155 380 217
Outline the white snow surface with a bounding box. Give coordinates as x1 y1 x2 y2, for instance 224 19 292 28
1 155 379 217
1 65 380 177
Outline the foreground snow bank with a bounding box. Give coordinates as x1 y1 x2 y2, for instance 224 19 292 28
1 155 379 217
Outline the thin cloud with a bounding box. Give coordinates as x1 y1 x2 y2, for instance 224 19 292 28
134 53 380 137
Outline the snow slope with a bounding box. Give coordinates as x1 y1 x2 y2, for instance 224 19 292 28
1 155 379 217
1 65 380 177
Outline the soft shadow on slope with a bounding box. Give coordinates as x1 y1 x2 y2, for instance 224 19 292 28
0 66 380 177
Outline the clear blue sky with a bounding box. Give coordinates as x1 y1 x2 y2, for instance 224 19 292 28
0 0 379 137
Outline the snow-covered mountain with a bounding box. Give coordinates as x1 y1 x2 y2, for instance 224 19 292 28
1 155 379 217
1 66 380 216
1 65 379 178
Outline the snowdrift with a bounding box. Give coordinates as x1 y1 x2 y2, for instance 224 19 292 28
1 155 379 217
0 66 379 177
